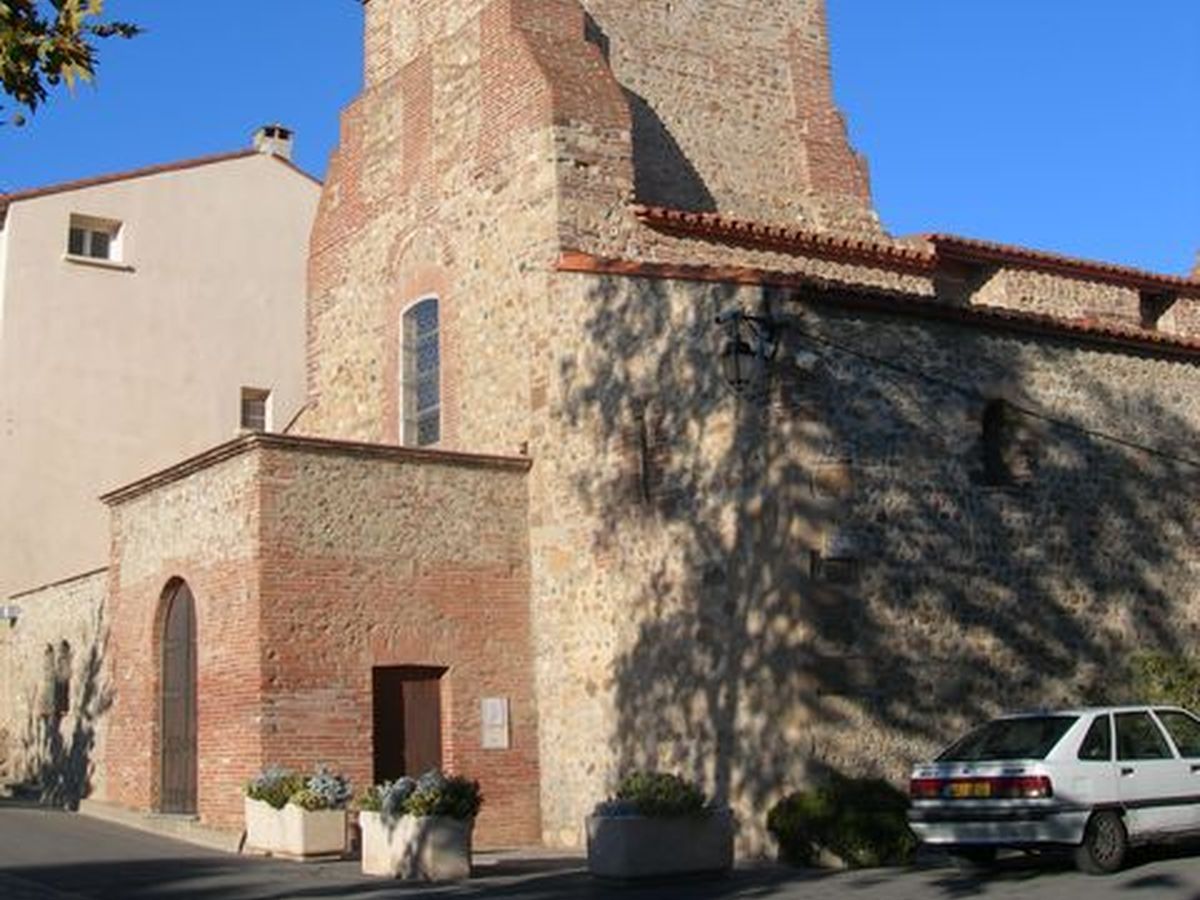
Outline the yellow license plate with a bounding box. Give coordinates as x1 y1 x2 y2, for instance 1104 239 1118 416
949 781 991 799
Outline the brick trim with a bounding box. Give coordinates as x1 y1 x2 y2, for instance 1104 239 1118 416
101 433 532 506
557 251 1200 362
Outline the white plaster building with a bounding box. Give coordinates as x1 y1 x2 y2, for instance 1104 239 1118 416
0 128 320 602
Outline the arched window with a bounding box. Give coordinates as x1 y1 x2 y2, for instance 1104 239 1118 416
402 297 440 447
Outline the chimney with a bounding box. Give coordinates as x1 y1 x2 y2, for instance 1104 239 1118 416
253 124 294 161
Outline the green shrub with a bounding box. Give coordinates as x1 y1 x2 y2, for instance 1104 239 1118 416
245 764 352 811
245 766 305 810
405 771 483 820
1128 653 1200 710
357 771 482 822
767 774 916 868
613 772 707 818
288 788 326 811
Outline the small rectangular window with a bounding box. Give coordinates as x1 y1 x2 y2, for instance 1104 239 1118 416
240 387 271 432
66 214 121 262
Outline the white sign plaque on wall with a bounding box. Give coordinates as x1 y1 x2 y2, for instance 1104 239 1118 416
481 697 510 750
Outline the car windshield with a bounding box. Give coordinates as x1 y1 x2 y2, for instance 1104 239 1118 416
936 715 1079 762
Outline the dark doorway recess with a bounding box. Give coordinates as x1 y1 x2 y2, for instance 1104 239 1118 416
372 666 446 784
160 579 197 814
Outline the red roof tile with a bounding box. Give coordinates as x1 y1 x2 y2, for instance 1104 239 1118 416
558 251 1200 362
631 204 1199 298
633 204 936 274
927 234 1200 298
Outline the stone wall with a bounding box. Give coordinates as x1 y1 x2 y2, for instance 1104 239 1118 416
303 0 890 445
526 269 1200 852
302 0 1200 857
0 568 108 806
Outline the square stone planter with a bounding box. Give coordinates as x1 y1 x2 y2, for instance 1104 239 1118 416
359 810 473 880
586 810 734 879
243 796 346 859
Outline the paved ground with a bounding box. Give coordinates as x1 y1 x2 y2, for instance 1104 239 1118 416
5 800 1200 899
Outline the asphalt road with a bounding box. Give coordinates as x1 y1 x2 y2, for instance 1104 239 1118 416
4 801 1200 899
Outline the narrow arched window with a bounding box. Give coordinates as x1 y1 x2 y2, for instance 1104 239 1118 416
981 400 1010 485
981 399 1035 486
402 297 440 447
55 640 72 716
41 645 56 718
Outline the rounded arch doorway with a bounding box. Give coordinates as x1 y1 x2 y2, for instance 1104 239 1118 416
159 578 197 814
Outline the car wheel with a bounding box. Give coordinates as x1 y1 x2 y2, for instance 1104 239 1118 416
1074 810 1128 875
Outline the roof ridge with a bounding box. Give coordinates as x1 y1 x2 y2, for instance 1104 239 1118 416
0 147 319 210
926 233 1199 293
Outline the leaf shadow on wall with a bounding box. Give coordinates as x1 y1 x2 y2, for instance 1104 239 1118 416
563 274 1200 848
16 610 112 810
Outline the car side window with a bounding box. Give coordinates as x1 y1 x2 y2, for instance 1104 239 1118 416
1116 712 1173 760
1078 714 1112 761
1155 710 1200 758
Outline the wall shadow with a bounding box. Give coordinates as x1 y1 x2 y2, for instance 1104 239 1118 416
15 610 111 810
625 89 716 213
563 274 1200 849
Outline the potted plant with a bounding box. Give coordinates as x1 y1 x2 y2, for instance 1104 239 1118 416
357 770 482 880
244 765 352 859
586 771 734 879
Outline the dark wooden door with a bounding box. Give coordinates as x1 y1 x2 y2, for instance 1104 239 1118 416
160 581 197 814
372 666 444 782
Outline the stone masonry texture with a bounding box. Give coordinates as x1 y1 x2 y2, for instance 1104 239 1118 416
296 0 1200 853
0 569 108 803
12 0 1200 862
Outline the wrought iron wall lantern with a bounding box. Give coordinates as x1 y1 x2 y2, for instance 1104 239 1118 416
715 308 779 398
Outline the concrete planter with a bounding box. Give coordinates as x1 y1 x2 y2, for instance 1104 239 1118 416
359 810 473 880
243 797 346 859
586 810 734 879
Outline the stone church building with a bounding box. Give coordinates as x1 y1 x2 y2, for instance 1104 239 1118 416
6 0 1200 852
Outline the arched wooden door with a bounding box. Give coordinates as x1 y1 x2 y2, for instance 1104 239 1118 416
160 580 197 814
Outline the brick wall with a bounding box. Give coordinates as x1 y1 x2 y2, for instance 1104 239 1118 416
103 436 538 844
104 450 263 826
255 440 539 846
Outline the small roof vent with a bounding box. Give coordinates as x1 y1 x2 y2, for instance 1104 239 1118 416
253 124 294 161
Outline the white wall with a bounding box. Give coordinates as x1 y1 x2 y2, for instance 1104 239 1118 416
0 153 319 598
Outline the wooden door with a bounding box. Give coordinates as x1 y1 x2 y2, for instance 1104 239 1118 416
372 666 444 782
160 581 197 814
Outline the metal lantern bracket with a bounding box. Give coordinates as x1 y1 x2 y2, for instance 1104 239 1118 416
715 309 779 396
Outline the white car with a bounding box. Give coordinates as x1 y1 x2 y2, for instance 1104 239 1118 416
908 705 1200 874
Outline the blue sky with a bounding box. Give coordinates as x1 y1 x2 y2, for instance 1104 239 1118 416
2 1 1196 275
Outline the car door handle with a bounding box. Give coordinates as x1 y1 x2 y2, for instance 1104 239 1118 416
1120 767 1135 776
1191 764 1200 773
